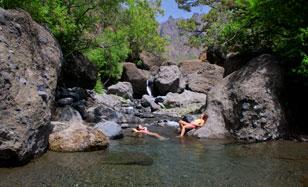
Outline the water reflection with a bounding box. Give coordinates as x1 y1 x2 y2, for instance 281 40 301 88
0 135 307 186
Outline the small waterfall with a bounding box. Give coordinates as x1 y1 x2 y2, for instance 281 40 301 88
146 80 153 97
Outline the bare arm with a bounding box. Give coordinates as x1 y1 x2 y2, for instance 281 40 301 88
132 128 141 133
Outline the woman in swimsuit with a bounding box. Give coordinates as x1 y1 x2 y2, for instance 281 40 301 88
132 125 166 140
177 113 208 137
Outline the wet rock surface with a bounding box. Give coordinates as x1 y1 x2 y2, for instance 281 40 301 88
0 9 62 166
95 121 123 140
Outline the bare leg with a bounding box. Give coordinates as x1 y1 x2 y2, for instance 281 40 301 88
146 132 161 138
178 124 196 137
178 120 191 131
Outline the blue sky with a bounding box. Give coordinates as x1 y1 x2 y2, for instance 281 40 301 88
156 0 210 23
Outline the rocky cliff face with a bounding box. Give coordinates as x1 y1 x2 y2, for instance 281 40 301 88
193 54 286 141
159 14 203 62
0 9 62 166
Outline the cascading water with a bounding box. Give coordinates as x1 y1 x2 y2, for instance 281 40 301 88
146 80 153 97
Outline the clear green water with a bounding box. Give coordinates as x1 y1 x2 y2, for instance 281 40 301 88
0 127 307 187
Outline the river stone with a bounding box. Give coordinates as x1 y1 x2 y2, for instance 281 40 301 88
107 82 133 99
193 54 286 141
49 122 109 152
141 95 160 111
154 65 181 95
0 9 62 166
95 121 123 140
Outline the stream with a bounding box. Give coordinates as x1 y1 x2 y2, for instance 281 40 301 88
0 126 307 187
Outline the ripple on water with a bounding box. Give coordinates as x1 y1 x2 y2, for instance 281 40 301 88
0 136 307 187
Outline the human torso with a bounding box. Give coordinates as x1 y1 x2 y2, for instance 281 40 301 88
192 119 204 126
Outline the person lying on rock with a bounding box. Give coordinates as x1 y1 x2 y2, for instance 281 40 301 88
132 125 166 140
177 113 208 137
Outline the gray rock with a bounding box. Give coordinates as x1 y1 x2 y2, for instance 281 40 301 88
85 105 118 123
121 62 149 98
185 63 224 94
139 51 163 70
165 121 179 128
107 82 133 99
92 93 125 109
163 90 207 108
56 87 88 102
120 123 130 129
141 95 161 111
95 121 123 140
0 9 62 166
193 54 286 141
154 65 181 95
57 97 74 106
156 90 207 116
52 106 82 122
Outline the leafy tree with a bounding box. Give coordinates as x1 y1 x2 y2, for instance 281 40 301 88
176 0 308 77
84 29 130 83
1 0 167 90
0 0 125 56
120 0 167 61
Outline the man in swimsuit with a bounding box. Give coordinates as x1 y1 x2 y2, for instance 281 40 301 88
177 113 208 137
132 125 166 140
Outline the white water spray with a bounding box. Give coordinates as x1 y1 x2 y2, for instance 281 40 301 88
146 80 153 97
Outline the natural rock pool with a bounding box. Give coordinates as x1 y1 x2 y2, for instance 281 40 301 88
0 127 307 186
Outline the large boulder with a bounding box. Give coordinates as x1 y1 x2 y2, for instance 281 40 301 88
58 52 98 89
224 52 253 77
49 122 108 152
157 90 207 116
94 121 123 140
107 82 133 99
0 9 62 166
153 65 181 95
179 59 204 75
163 90 207 108
193 54 286 141
121 62 149 98
206 45 225 66
185 63 224 94
139 51 163 70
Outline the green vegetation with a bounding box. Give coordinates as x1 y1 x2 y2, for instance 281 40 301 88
0 0 166 89
94 76 104 94
176 0 308 77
